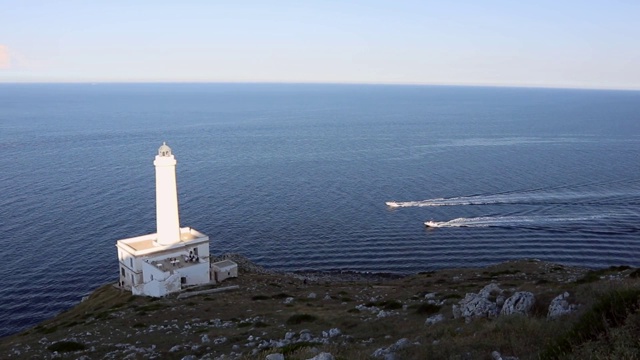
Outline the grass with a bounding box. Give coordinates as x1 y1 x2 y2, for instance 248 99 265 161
6 260 640 359
271 293 293 299
47 341 86 352
414 303 441 315
134 303 166 312
286 314 317 325
540 288 640 359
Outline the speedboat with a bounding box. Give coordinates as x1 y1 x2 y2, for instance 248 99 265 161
385 201 401 208
424 221 439 228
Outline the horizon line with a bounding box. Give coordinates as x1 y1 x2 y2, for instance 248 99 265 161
1 80 639 92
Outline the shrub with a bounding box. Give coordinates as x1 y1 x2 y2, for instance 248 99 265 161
286 314 317 325
135 303 166 312
415 303 441 315
576 271 602 284
381 300 403 310
280 342 315 355
38 326 58 334
271 293 292 299
441 293 462 300
629 269 640 278
47 341 86 352
540 288 640 359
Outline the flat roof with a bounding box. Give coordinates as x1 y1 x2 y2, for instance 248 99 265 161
150 255 203 272
212 259 238 270
116 227 209 255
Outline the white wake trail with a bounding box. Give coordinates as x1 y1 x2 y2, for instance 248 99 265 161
425 215 603 228
387 190 635 208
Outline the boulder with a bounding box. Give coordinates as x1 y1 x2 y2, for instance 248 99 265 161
479 283 503 298
500 292 535 316
453 283 503 322
265 354 285 360
425 314 444 325
372 338 411 359
547 292 577 319
456 294 498 321
307 353 335 360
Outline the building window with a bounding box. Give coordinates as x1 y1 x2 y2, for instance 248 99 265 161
181 277 186 284
121 267 125 277
130 258 133 267
131 274 134 284
150 274 154 281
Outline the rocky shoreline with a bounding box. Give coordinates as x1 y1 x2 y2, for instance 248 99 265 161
2 255 639 359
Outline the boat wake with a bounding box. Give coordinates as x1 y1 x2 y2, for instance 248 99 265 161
387 189 640 208
424 215 603 228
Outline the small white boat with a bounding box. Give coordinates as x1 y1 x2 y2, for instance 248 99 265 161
424 221 439 228
385 201 401 208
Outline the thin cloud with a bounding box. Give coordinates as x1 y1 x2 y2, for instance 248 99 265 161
0 45 10 69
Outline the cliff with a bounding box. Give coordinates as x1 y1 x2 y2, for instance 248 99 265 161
2 255 639 359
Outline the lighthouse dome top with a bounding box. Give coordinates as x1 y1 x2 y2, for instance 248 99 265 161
158 142 172 157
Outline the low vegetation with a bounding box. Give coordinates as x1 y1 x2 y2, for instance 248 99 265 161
2 258 639 359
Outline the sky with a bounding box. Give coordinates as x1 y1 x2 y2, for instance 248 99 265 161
1 0 639 89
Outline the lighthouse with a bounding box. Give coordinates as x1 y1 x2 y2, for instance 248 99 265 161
115 143 236 297
154 142 181 246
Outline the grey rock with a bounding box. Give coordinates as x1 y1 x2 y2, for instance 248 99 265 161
201 334 210 343
479 283 503 298
500 292 535 316
181 356 197 360
389 338 410 351
328 328 341 338
265 354 285 360
452 304 461 318
372 347 388 357
308 292 317 299
307 352 335 360
492 350 503 360
169 345 181 352
213 336 227 345
425 313 444 325
285 331 295 340
547 292 577 319
453 284 505 322
458 294 498 320
284 297 294 304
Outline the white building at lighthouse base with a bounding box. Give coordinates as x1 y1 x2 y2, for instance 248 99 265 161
115 142 237 297
116 227 213 297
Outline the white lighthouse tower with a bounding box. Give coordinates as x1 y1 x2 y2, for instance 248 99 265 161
115 142 236 297
154 142 181 246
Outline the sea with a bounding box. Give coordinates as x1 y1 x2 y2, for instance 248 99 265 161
1 83 640 337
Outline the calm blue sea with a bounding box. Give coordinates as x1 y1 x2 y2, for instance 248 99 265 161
1 83 640 337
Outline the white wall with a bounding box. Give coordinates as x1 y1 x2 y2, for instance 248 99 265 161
176 262 210 286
